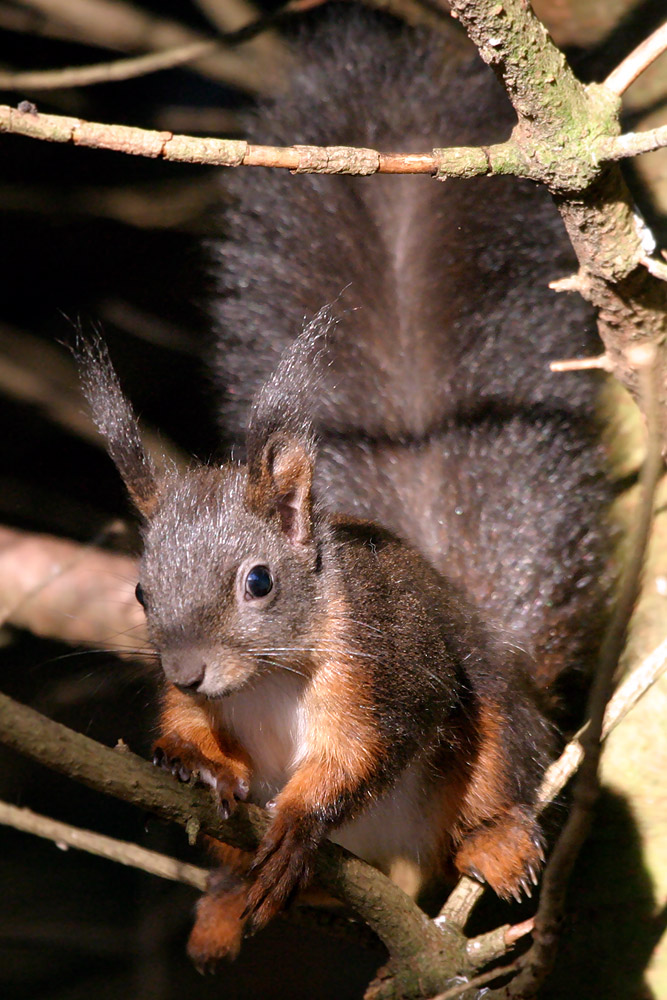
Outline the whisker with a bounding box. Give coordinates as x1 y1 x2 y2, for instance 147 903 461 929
256 657 309 678
245 645 378 660
34 647 160 667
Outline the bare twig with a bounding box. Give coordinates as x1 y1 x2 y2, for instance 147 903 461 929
537 634 667 808
0 799 208 889
548 273 588 293
598 124 667 160
429 960 520 1000
2 102 666 183
642 254 667 283
436 876 484 929
604 20 667 97
549 355 613 372
0 42 216 90
0 797 384 950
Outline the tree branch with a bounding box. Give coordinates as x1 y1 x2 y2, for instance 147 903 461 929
1 101 665 181
0 41 218 91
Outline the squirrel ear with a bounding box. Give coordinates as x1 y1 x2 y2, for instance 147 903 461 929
250 432 314 544
73 336 159 518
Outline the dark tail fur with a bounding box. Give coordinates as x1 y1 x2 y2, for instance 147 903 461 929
211 6 613 693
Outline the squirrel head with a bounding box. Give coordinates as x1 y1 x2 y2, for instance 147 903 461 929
76 336 325 699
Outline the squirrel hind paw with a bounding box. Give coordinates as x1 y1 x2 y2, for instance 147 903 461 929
187 886 248 970
454 806 545 903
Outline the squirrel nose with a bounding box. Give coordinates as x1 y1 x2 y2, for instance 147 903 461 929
160 650 206 691
175 676 204 694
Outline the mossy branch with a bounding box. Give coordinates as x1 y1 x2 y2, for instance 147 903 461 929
446 0 667 448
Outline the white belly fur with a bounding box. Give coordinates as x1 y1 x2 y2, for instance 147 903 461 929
211 672 439 873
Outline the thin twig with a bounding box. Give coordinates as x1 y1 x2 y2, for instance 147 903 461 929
549 355 613 372
599 124 667 161
642 254 667 283
0 797 383 951
537 634 667 808
0 42 217 90
436 876 485 929
604 20 667 96
0 799 208 889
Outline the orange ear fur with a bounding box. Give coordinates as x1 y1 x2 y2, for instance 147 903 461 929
250 431 314 544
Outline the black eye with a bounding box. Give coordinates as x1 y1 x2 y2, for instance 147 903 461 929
245 565 273 599
135 582 146 608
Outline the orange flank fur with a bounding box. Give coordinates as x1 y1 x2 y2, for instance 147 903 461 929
300 594 383 809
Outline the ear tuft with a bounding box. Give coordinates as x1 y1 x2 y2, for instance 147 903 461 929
250 432 314 544
72 335 159 518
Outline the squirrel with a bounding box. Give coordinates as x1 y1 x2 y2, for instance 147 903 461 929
78 5 612 973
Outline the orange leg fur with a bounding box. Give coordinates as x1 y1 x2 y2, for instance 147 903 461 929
154 685 252 816
242 651 383 930
244 749 373 930
446 704 546 901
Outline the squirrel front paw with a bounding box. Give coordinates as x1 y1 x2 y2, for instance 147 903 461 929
152 736 249 819
454 806 545 902
243 811 322 931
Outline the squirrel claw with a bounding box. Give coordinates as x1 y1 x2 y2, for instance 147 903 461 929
151 737 250 816
455 806 545 903
518 877 533 899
